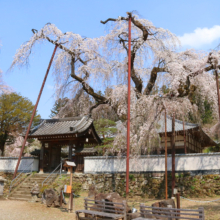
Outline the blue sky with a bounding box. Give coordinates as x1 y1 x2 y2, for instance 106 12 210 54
0 0 220 118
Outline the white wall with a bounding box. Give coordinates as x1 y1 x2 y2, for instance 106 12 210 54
0 157 39 172
84 153 220 173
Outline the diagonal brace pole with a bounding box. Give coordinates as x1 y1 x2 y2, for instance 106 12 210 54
13 44 58 179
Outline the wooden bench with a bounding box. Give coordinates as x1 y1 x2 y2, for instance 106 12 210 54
76 198 127 220
133 203 205 220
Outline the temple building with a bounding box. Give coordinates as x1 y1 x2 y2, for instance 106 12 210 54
155 116 217 154
28 116 101 173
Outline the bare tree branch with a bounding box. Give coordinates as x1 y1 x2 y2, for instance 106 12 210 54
70 58 107 103
143 67 165 95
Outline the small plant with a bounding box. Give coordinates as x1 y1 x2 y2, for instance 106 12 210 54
129 174 135 181
190 186 195 190
40 185 49 193
71 182 82 195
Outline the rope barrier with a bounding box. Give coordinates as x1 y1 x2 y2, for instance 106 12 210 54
180 196 220 203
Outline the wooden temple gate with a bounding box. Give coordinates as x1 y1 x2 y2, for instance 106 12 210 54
28 116 101 173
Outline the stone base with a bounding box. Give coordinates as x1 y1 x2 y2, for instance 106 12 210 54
38 171 44 174
31 194 39 203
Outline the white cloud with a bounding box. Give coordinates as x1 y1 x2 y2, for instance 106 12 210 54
179 25 220 48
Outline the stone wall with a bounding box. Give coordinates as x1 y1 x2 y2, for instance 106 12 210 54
72 172 220 198
84 153 220 174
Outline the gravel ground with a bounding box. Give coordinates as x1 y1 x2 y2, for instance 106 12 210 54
1 193 220 220
0 199 75 220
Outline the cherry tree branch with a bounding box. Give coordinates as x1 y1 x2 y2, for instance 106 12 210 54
143 67 165 95
70 58 107 103
101 12 145 93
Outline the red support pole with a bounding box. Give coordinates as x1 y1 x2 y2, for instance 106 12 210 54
13 44 58 179
215 69 220 120
126 15 132 195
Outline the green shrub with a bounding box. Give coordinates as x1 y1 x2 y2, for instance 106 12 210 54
129 174 135 181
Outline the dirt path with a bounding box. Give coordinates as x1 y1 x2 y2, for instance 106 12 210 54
0 199 74 220
1 193 220 220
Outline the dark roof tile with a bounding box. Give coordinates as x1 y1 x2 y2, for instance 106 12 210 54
29 116 93 136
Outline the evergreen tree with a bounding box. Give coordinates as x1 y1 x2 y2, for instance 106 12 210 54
0 93 40 155
49 97 69 118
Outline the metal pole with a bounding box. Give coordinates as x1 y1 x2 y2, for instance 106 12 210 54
13 44 58 179
164 110 168 200
183 120 187 154
215 69 220 120
171 113 175 196
126 15 132 195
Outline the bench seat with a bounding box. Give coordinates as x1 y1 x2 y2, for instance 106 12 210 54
76 209 124 219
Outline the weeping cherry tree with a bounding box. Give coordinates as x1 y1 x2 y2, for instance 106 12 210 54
10 12 220 156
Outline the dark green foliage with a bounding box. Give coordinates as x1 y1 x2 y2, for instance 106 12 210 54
203 144 220 153
201 100 213 124
0 92 40 155
94 119 117 155
94 119 117 139
49 97 69 118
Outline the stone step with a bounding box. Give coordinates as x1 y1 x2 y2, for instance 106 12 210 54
13 192 31 197
15 188 31 192
9 197 31 201
30 177 53 180
9 173 59 201
32 174 56 176
10 193 32 198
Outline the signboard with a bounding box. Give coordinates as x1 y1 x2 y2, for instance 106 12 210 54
64 185 72 193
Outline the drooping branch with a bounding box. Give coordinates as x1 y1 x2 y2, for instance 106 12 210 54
101 12 145 93
70 58 107 103
31 30 109 115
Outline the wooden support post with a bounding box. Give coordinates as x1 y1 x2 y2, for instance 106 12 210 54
199 207 204 220
68 143 72 160
164 110 168 200
171 113 176 196
70 190 73 213
85 198 88 210
123 200 127 220
39 143 45 174
183 120 187 154
68 142 73 174
60 189 63 208
176 193 180 216
68 166 73 213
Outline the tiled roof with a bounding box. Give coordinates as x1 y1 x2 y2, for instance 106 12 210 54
157 115 198 133
29 116 93 136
